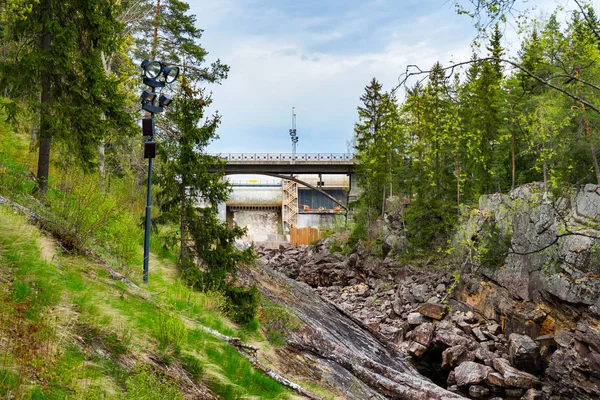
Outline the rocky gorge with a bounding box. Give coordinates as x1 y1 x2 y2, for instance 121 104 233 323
252 183 600 399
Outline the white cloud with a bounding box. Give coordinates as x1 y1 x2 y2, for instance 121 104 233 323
189 0 541 154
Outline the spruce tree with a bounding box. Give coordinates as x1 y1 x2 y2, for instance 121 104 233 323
0 0 134 197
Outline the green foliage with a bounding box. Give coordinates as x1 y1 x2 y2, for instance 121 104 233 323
178 353 204 380
589 243 600 274
156 309 187 352
0 0 135 195
352 78 404 233
125 365 183 400
204 344 285 399
223 285 261 325
258 300 301 347
469 214 511 269
355 6 600 253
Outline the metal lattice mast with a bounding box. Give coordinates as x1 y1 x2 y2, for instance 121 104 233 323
282 179 298 233
283 108 299 233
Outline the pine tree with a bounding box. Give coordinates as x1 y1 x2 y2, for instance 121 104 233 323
0 0 134 197
351 78 400 238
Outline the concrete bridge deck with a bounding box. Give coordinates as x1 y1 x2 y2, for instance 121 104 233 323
216 153 357 174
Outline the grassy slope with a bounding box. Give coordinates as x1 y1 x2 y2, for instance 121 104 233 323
0 206 297 399
0 115 336 399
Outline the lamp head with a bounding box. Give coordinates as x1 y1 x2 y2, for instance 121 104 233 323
141 89 156 102
141 60 162 79
159 94 173 107
162 66 180 83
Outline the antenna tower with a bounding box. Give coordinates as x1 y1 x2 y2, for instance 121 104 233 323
289 107 298 158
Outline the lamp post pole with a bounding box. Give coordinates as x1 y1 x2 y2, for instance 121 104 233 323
142 85 156 284
140 59 178 284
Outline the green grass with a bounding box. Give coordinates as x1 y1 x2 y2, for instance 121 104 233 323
0 206 298 399
0 113 333 399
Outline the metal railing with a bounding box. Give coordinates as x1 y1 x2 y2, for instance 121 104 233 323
215 153 355 162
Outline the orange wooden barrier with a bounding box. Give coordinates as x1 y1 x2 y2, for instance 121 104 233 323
290 227 321 246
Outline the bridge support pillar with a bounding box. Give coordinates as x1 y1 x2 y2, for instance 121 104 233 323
217 202 226 222
348 172 362 203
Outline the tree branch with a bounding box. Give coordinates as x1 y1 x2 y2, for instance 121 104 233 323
394 57 600 115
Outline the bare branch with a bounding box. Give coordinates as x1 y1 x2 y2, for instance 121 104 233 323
574 0 600 43
393 57 600 115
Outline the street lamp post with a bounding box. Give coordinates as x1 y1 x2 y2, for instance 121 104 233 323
140 59 179 284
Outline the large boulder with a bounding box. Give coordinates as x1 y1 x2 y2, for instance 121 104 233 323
442 345 475 369
454 361 492 387
509 333 541 374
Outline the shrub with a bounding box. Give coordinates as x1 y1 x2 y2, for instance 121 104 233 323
224 285 260 325
258 300 301 347
125 365 183 400
156 310 187 352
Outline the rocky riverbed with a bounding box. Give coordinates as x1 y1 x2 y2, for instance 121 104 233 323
254 183 600 400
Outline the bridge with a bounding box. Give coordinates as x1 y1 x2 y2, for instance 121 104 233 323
216 153 357 175
211 153 361 244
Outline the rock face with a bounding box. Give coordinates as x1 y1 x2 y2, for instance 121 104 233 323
455 183 600 399
257 242 549 399
242 261 464 400
253 183 600 399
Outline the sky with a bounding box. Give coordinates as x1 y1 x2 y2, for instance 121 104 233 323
188 0 568 155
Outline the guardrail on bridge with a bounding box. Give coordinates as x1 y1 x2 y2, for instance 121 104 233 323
215 153 355 162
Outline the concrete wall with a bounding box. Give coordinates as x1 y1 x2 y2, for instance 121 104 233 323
227 186 282 207
232 210 284 243
298 213 339 229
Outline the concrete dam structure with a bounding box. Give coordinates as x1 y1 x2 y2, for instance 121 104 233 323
222 175 348 244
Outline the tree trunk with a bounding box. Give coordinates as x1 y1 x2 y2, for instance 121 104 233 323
456 151 460 212
589 140 600 186
179 183 187 265
583 112 600 186
511 130 516 190
381 180 386 216
98 140 106 184
152 0 161 59
37 28 52 198
543 163 548 193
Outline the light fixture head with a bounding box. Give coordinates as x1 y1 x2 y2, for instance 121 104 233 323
159 94 173 107
141 89 156 102
162 66 180 83
141 60 162 79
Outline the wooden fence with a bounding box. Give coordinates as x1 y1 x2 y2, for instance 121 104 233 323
290 227 321 246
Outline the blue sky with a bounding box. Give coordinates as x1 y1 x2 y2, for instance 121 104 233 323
188 0 561 155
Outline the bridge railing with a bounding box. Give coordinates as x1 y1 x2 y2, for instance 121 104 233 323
216 153 355 162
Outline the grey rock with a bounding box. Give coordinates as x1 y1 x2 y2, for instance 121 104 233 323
442 345 475 368
487 322 501 335
412 322 435 347
407 341 427 358
407 312 426 327
435 326 470 348
454 361 492 387
506 388 525 397
417 302 447 320
487 371 505 387
521 388 544 400
509 333 541 374
493 358 540 389
472 327 487 342
468 385 490 398
464 311 477 323
554 330 572 348
457 320 473 335
447 370 456 386
411 283 428 302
